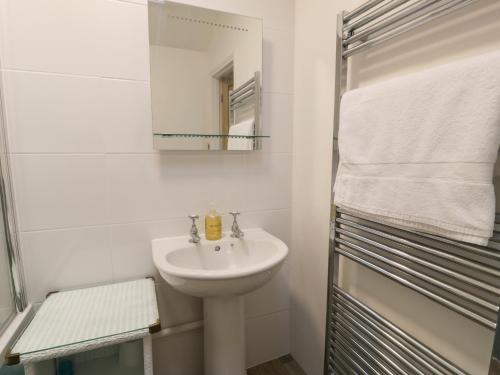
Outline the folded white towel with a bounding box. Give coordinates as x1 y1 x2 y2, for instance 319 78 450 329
228 118 255 150
334 50 500 246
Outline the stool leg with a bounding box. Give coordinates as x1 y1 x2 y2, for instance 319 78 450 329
143 336 153 375
24 363 36 375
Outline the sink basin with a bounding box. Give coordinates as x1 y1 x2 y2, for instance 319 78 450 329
152 228 288 375
152 228 288 298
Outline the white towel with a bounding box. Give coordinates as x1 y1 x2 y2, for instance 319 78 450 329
228 119 255 150
334 50 500 246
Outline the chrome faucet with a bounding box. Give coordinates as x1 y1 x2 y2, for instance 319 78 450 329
188 215 201 244
229 211 244 239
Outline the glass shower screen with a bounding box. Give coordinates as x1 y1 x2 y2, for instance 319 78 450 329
0 86 25 335
0 188 15 333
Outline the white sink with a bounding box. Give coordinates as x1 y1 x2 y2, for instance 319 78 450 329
152 228 288 375
152 228 288 298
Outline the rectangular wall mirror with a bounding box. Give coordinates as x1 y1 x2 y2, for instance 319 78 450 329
148 1 265 151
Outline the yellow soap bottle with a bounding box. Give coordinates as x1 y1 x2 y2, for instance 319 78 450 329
205 204 222 241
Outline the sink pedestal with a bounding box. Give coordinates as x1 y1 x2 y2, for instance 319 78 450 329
152 229 289 374
204 296 246 375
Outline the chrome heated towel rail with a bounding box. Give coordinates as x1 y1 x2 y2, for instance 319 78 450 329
229 71 261 148
323 0 500 374
327 210 500 374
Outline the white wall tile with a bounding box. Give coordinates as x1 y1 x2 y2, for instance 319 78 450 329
20 226 112 303
245 261 289 319
11 155 107 231
2 71 106 153
263 28 294 94
0 0 150 80
101 79 153 153
155 282 203 327
237 153 292 212
105 153 290 224
153 329 204 375
104 154 231 224
0 0 100 75
114 0 148 7
261 93 293 154
2 70 152 154
109 218 189 281
233 209 291 244
246 310 290 367
109 223 160 282
98 0 150 81
253 0 294 32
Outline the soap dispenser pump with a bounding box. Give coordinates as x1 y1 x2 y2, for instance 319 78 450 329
205 203 222 241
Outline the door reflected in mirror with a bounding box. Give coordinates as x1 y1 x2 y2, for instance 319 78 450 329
148 1 265 151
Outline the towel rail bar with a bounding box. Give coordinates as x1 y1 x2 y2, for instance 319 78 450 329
330 290 471 374
343 0 476 57
229 87 254 103
228 71 261 148
229 100 254 111
229 75 255 98
334 333 386 374
331 319 414 374
335 246 497 330
332 322 402 375
331 361 349 375
334 345 369 375
229 90 255 109
332 306 425 375
343 0 386 22
337 237 498 313
332 355 354 375
333 286 468 374
343 0 412 33
337 217 500 276
333 295 453 374
337 209 500 260
344 0 446 44
336 228 500 295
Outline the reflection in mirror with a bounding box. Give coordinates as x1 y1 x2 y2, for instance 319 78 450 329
148 1 265 151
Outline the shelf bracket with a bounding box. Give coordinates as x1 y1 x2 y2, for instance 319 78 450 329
5 351 20 366
149 319 162 335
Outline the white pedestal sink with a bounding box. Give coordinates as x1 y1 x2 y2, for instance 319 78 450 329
152 228 288 375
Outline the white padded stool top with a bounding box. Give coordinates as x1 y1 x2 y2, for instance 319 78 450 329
11 279 159 364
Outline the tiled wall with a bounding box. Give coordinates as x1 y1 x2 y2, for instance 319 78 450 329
0 0 294 372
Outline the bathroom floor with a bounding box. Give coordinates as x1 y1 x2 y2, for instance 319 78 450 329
247 355 307 375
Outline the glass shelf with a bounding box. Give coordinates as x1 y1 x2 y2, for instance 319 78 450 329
154 133 270 139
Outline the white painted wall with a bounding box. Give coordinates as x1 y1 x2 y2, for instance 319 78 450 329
291 1 351 373
291 0 500 374
150 46 212 134
0 0 294 372
206 13 262 89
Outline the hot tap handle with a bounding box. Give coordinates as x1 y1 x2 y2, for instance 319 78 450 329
188 214 199 224
229 211 240 219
